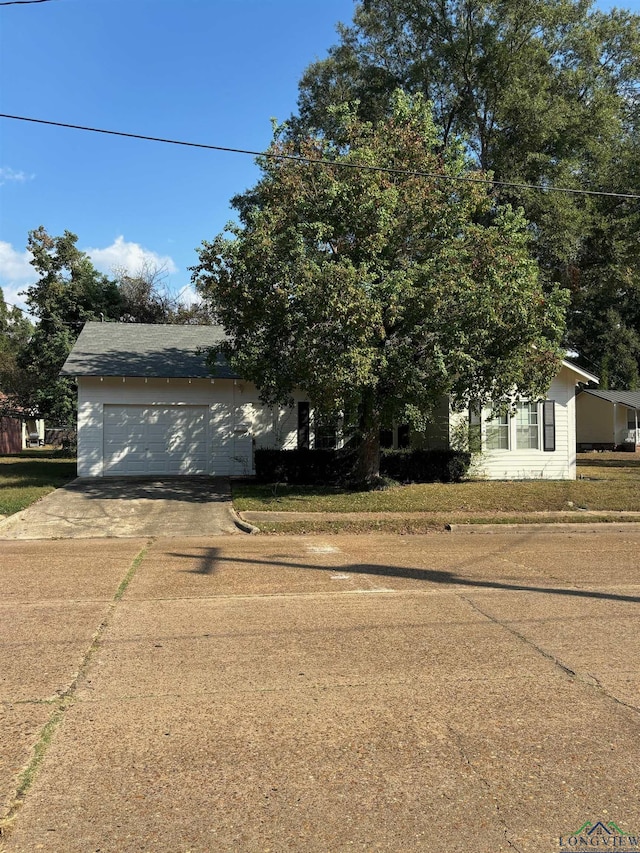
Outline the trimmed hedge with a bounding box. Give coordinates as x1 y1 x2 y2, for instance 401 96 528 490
254 447 471 485
254 448 353 485
381 449 471 483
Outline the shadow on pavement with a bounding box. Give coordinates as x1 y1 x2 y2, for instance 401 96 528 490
168 547 640 604
67 477 232 504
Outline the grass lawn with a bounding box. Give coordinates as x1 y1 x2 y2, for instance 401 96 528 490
232 452 640 517
0 452 77 517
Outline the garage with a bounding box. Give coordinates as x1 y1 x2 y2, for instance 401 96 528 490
103 405 209 476
61 322 306 478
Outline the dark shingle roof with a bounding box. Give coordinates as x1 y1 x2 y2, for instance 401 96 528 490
579 388 640 408
60 322 239 379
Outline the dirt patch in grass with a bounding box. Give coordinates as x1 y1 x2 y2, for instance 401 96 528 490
0 455 77 516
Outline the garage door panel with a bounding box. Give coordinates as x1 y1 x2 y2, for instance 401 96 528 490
103 405 209 476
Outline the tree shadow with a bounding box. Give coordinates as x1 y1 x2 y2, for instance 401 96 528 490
67 476 232 504
578 457 640 470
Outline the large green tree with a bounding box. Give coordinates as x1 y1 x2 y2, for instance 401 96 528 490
292 0 640 385
193 94 567 483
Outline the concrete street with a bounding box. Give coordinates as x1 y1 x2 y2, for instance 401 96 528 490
1 530 639 852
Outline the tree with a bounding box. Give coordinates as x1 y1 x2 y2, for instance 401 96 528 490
0 288 33 417
292 0 640 384
17 227 123 424
115 262 213 325
192 93 567 484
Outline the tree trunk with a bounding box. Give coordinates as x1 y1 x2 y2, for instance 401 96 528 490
350 388 381 487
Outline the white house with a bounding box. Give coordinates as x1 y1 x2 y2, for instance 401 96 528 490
62 322 597 480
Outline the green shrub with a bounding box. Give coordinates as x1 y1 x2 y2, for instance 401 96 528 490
254 447 471 485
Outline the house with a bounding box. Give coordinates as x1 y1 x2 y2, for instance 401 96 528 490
61 322 310 478
62 322 597 480
576 388 640 452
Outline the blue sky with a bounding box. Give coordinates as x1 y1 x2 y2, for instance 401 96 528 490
0 0 636 316
0 0 356 311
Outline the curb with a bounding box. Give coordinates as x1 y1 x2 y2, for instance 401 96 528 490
447 522 640 534
230 508 260 535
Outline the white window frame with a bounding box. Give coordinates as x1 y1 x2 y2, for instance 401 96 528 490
476 401 544 452
515 401 540 450
485 408 510 451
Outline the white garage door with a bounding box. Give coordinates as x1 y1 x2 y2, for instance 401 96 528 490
103 405 209 476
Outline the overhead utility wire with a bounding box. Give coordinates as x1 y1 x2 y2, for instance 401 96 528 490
2 113 639 201
0 0 58 5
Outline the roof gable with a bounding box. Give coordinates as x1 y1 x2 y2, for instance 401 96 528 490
60 322 239 379
560 359 599 385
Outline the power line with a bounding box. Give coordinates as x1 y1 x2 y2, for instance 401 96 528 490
0 0 58 5
2 112 639 200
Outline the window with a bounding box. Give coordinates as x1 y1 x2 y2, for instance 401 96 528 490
628 409 638 431
485 409 509 450
314 412 341 450
516 402 539 449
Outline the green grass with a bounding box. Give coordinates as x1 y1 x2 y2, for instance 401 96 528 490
232 452 640 515
0 453 77 516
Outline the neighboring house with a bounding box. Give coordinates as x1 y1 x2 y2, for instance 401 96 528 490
63 323 598 481
576 388 640 452
61 322 310 478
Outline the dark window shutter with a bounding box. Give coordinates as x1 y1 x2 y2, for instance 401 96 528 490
297 402 310 449
543 400 555 452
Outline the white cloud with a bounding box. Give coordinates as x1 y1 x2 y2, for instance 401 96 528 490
0 281 31 317
0 167 35 186
85 236 178 276
174 284 202 307
0 241 34 283
0 242 35 315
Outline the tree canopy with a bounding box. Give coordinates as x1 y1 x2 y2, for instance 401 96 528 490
292 0 640 387
193 93 567 483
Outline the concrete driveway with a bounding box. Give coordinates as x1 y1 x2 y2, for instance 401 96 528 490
0 477 241 539
1 530 639 852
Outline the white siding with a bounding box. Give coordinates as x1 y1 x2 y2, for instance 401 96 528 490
76 377 308 478
471 368 576 480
